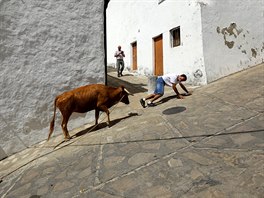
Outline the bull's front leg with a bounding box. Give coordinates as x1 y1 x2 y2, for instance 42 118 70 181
98 105 110 127
95 109 100 125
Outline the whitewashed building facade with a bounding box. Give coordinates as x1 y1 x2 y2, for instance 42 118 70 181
107 0 264 85
0 0 109 157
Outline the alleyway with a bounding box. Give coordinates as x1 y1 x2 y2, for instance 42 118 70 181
1 64 264 198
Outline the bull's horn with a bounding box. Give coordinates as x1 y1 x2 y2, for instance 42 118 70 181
124 88 133 95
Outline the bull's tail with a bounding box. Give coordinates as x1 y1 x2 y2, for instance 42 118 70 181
48 97 58 141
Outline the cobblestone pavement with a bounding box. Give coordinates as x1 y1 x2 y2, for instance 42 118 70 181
1 64 264 198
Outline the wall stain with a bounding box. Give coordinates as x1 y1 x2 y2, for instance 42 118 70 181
216 26 221 34
221 23 243 38
217 24 261 59
217 23 243 49
251 48 257 58
225 41 235 49
193 69 203 78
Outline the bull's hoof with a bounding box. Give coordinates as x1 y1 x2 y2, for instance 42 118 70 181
64 136 71 141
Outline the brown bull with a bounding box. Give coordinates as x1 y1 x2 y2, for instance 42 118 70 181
48 84 132 141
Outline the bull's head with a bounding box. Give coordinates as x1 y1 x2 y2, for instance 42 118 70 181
120 86 133 104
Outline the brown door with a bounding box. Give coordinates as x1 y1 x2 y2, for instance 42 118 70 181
154 35 163 76
132 42 137 70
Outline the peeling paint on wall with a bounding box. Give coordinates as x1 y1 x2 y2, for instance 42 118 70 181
222 23 243 38
217 23 243 49
196 0 210 7
202 0 263 83
225 41 235 49
216 23 262 60
216 26 221 34
251 48 257 58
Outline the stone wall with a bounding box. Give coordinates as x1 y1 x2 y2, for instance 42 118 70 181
0 0 106 157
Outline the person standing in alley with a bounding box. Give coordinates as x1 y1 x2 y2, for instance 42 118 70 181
140 73 190 107
114 45 125 77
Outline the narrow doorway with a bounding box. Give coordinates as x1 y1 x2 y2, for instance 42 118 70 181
153 35 163 76
131 42 137 71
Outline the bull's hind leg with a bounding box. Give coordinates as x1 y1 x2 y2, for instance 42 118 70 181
61 112 72 140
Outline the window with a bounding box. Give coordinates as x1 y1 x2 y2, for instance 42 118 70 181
158 0 165 4
170 27 181 47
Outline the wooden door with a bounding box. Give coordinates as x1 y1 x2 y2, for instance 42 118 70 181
154 35 163 76
132 42 137 70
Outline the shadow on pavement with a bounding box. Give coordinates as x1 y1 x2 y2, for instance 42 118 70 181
107 75 147 94
180 129 264 142
156 95 178 104
73 113 139 138
72 128 264 146
155 93 192 106
162 106 186 115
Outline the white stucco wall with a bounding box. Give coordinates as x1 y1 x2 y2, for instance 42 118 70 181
107 0 207 85
201 0 264 82
0 0 106 156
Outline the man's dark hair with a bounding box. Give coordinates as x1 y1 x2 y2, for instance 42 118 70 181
180 74 187 81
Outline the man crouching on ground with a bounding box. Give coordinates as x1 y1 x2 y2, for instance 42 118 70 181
140 73 190 108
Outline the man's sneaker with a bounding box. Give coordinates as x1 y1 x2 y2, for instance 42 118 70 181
147 102 156 107
140 98 146 108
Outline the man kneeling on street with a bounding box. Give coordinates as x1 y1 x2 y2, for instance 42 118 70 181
140 73 190 108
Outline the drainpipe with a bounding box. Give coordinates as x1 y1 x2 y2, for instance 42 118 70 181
104 0 110 85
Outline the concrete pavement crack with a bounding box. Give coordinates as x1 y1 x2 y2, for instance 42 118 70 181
194 113 263 147
1 169 27 198
192 147 264 152
77 141 196 196
94 145 104 186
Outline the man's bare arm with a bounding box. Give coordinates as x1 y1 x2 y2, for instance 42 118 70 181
179 82 190 94
172 84 184 99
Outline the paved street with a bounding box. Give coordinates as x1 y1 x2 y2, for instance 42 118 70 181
0 64 264 198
